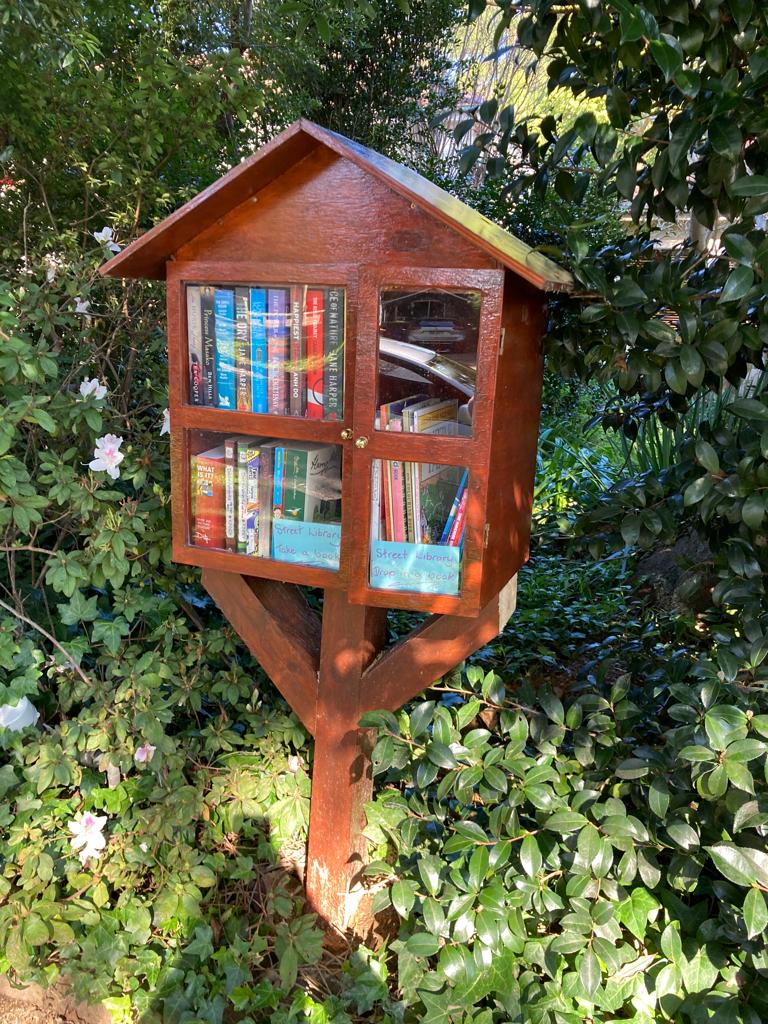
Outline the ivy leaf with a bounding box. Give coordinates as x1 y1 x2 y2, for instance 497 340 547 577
619 887 660 941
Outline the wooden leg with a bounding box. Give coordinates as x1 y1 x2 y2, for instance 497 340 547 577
305 590 387 931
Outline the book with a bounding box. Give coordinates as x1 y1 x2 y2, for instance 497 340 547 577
237 438 262 554
214 288 236 409
224 435 242 551
235 287 251 411
448 487 468 546
257 441 280 558
439 469 468 544
200 286 217 406
191 446 226 549
289 285 306 416
408 398 459 434
250 287 268 414
267 288 289 415
370 459 382 544
274 442 342 525
305 288 324 419
325 287 344 420
186 286 204 405
419 464 464 544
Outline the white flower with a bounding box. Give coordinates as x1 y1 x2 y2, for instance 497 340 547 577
43 252 63 283
160 408 170 436
79 377 107 401
68 811 107 866
287 754 300 774
93 226 121 254
89 434 124 479
74 296 91 315
0 696 39 732
134 742 156 764
139 841 148 853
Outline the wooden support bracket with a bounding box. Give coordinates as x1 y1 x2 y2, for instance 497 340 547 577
201 572 517 932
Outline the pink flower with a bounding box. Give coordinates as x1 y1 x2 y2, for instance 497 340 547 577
89 434 124 479
68 811 107 865
135 742 156 764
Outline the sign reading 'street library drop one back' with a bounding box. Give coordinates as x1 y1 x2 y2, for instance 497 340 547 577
371 541 461 596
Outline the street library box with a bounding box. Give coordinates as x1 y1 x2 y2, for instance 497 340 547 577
100 119 573 617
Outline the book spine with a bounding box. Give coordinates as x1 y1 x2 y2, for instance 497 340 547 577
250 287 268 414
200 286 217 406
370 459 381 544
192 455 225 549
448 488 468 546
289 285 306 417
235 288 251 412
236 440 248 553
411 462 422 543
224 436 238 551
257 446 275 558
403 459 415 543
324 287 344 420
306 289 324 419
440 469 468 544
390 459 406 543
267 288 289 415
244 448 260 555
186 286 204 405
283 448 309 520
272 445 285 523
214 288 236 409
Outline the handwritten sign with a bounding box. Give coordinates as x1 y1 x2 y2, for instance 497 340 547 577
272 520 341 571
370 541 461 596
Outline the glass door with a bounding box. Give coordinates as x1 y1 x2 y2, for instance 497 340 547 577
349 266 505 614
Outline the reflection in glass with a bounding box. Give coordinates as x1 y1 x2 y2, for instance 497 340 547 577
377 288 479 437
186 284 345 420
188 430 342 571
370 459 466 596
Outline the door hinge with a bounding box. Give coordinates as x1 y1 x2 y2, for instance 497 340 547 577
483 523 490 547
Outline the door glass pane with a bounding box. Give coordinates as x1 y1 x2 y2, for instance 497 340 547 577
188 430 342 571
369 458 467 596
377 288 479 437
186 284 345 420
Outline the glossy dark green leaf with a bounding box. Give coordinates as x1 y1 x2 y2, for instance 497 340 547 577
745 887 768 938
719 265 754 303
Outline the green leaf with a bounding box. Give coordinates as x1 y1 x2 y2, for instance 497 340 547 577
580 946 601 999
612 279 648 307
520 835 542 877
426 741 458 769
648 778 670 819
742 495 765 529
405 932 441 957
409 700 435 738
729 175 768 197
650 38 682 80
391 880 417 918
619 887 660 941
728 398 768 422
544 810 589 833
709 119 743 159
719 266 754 303
707 842 768 888
744 888 768 938
683 474 715 506
694 439 719 473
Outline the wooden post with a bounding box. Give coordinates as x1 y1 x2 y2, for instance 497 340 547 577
305 590 387 930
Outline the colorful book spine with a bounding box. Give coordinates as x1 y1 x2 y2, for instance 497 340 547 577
325 287 344 420
191 447 226 549
186 286 204 405
370 459 382 544
390 459 406 543
272 445 286 524
235 287 251 412
224 436 239 551
257 443 278 559
267 288 289 415
306 289 324 419
282 447 309 520
200 286 217 406
439 469 469 544
214 288 236 410
403 459 415 543
250 287 268 414
289 285 306 417
448 488 468 546
237 439 261 554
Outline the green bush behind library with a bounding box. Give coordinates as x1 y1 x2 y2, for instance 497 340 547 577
2 2 768 1024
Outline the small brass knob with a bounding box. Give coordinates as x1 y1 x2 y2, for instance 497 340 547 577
355 435 369 449
340 428 353 440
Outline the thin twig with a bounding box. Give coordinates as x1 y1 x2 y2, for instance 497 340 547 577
0 594 91 687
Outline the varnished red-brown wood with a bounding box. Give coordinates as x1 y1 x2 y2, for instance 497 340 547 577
480 274 546 607
100 120 574 291
201 569 320 733
362 577 518 712
305 589 388 929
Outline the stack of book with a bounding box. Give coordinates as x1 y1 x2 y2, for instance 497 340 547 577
190 438 342 570
186 284 344 418
371 394 468 548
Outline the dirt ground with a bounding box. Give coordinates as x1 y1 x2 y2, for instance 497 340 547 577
0 981 108 1024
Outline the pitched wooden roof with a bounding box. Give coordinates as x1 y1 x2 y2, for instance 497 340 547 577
99 119 574 292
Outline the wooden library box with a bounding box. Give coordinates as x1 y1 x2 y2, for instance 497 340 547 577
101 119 573 618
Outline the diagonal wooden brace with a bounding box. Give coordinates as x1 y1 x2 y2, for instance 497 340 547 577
201 571 517 931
